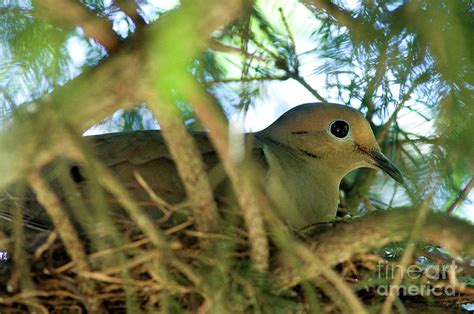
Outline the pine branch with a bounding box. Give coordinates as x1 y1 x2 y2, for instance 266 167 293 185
278 208 474 288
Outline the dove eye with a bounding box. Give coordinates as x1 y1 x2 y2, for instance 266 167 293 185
329 120 349 139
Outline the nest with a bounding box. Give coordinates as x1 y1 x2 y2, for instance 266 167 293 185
0 203 472 313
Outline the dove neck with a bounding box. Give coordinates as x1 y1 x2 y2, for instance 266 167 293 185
261 142 341 228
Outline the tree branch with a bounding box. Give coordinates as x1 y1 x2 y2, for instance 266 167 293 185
150 0 269 271
277 208 474 288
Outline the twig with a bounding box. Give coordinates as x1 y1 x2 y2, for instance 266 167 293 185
277 7 326 102
33 231 58 261
88 158 170 252
278 7 299 75
133 171 174 218
377 96 409 143
204 75 288 85
0 289 84 304
208 40 270 63
54 236 151 274
447 177 474 214
362 42 389 120
292 75 327 102
377 70 431 142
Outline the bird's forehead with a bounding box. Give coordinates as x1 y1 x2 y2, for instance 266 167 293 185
276 103 379 148
278 103 361 129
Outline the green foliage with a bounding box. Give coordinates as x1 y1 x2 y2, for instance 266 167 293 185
0 0 472 312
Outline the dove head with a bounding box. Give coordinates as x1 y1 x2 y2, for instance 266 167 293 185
258 103 404 184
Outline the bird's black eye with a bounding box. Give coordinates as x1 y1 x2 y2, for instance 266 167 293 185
70 165 85 183
330 120 349 138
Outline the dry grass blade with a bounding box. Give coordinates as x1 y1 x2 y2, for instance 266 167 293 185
186 85 269 272
295 244 367 313
147 97 220 235
27 172 103 313
87 158 169 252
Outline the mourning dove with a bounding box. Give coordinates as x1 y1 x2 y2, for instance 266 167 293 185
1 102 403 230
256 102 403 227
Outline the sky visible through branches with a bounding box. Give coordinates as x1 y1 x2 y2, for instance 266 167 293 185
0 0 472 221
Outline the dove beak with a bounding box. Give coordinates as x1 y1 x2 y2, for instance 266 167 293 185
357 146 404 184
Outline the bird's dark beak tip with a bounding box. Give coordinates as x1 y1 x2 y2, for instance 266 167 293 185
384 162 405 185
381 164 405 185
392 171 405 185
356 146 405 185
371 150 404 185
